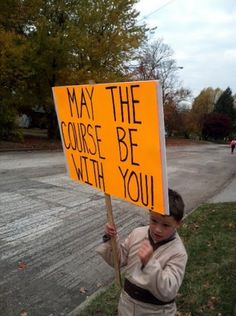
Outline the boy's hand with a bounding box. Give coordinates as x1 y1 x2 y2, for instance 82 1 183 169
138 239 153 267
104 223 117 237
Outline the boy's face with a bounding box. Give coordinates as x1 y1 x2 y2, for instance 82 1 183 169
149 212 180 242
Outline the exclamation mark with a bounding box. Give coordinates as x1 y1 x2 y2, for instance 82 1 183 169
150 175 154 210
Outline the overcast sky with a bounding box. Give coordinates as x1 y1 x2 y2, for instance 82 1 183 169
136 0 236 98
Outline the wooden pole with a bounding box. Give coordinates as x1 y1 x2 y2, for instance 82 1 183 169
104 193 122 288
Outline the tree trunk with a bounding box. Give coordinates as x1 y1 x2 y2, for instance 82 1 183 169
47 110 59 140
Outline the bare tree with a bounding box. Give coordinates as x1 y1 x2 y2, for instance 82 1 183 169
130 39 181 105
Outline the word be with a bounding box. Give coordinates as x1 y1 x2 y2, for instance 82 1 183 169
116 127 139 166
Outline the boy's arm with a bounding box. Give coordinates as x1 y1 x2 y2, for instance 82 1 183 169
132 247 188 302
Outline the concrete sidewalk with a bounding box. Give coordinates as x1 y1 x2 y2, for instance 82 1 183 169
209 176 236 203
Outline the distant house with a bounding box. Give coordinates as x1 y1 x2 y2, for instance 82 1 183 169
19 113 31 128
19 106 47 129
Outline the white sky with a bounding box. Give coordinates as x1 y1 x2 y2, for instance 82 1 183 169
136 0 236 98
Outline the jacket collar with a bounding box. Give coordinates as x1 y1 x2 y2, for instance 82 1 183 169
148 229 176 251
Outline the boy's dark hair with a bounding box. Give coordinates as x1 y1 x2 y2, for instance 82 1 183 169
168 188 184 221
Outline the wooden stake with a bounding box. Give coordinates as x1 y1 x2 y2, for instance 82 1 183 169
104 193 122 288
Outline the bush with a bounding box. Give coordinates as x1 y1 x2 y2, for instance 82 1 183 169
202 112 232 140
0 104 22 141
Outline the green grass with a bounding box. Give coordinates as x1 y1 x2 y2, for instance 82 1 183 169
78 203 236 316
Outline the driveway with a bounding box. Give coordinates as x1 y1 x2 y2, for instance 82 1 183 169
0 143 235 316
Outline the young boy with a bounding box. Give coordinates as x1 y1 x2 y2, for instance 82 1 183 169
96 189 188 316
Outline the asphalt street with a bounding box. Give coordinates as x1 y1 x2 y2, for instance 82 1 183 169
0 143 235 316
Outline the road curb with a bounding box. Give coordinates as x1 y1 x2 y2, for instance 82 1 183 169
67 285 110 316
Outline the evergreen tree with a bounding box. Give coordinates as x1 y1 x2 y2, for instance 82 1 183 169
214 87 235 121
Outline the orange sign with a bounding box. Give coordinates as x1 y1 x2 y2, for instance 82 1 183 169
53 81 169 214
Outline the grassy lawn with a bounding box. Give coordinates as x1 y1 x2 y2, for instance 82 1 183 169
78 203 236 316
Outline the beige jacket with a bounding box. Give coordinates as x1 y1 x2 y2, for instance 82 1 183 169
96 226 188 316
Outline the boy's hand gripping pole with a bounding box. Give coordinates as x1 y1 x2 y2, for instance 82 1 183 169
104 193 122 288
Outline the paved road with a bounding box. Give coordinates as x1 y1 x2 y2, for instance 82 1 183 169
0 144 235 316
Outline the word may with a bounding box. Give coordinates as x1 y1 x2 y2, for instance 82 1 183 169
106 84 141 124
67 87 95 120
118 166 154 210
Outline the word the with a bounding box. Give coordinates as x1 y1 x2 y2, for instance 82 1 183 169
106 85 141 124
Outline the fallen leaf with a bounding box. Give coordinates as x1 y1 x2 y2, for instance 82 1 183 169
19 311 28 316
207 297 218 310
80 287 87 294
203 281 210 288
18 261 27 270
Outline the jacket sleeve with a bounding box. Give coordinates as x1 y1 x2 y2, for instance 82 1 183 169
96 234 131 268
131 248 188 302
